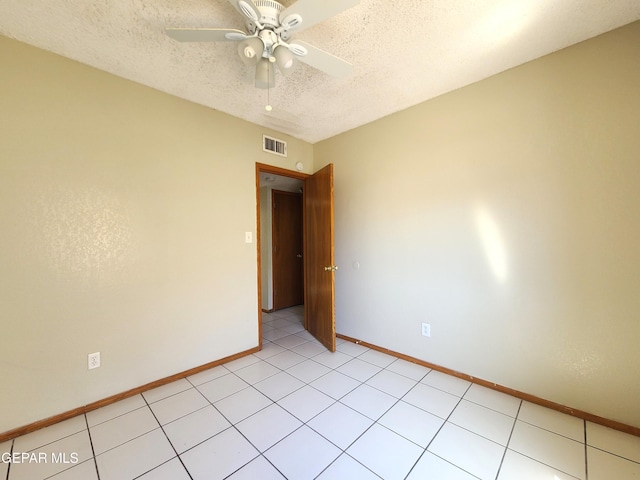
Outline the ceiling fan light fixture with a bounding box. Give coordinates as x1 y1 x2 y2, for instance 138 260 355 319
237 37 264 66
255 58 275 89
273 45 295 74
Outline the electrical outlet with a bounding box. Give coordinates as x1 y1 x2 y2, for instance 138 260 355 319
88 352 101 370
421 323 431 337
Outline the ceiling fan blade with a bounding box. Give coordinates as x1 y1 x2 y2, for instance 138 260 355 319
279 0 360 33
227 0 261 23
290 40 352 78
165 28 247 42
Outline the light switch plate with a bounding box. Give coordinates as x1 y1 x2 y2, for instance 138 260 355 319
245 232 253 243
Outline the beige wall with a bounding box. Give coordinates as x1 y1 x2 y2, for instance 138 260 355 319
0 37 313 433
315 22 640 428
260 186 273 311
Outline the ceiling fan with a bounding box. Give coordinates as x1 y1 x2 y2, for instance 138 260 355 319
165 0 360 89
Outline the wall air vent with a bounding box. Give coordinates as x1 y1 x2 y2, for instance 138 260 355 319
263 135 287 157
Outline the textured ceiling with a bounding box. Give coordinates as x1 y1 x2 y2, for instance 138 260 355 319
1 1 639 143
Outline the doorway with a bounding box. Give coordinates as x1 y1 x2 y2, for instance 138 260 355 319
255 163 337 352
259 173 304 312
272 190 304 310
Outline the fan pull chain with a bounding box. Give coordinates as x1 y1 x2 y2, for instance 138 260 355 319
265 62 273 112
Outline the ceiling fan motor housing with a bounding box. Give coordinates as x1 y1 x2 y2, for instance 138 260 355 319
258 29 278 56
243 0 290 58
245 0 284 32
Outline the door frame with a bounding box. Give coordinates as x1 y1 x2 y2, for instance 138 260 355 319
255 163 309 348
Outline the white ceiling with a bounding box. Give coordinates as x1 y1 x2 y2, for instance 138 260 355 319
2 1 639 144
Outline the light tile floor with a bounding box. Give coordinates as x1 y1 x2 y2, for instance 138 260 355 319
2 306 639 479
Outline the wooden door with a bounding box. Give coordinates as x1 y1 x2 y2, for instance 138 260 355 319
304 164 336 352
272 190 304 310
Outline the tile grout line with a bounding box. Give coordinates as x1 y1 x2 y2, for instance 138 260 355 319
514 417 589 443
218 405 287 478
252 397 373 478
162 395 245 461
588 445 640 465
4 439 13 480
268 312 520 479
493 398 523 480
256 315 385 478
499 422 586 480
313 451 382 480
118 310 608 479
403 380 475 480
358 370 436 480
584 419 589 480
264 315 440 479
145 376 222 427
141 393 194 480
86 404 149 430
83 414 101 480
183 363 289 480
265 312 428 478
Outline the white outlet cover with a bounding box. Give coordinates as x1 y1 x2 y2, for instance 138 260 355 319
88 352 101 370
421 323 431 337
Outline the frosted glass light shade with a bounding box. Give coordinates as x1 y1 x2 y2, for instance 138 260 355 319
237 37 264 66
273 45 295 75
255 58 275 89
